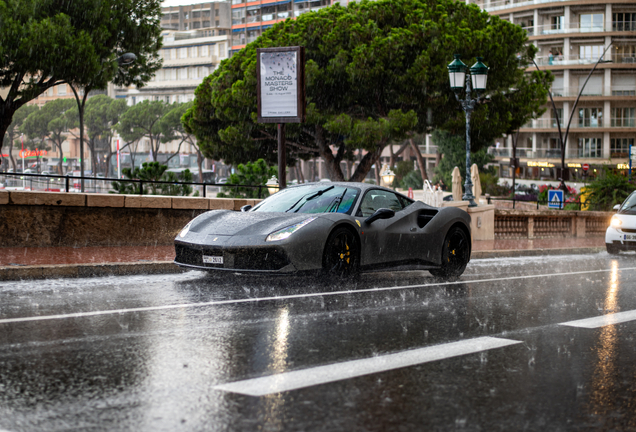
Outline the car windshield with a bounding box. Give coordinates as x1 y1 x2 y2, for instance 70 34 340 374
251 185 360 214
619 192 636 214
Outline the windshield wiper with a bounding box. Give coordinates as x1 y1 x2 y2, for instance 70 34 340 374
285 186 335 212
328 188 347 213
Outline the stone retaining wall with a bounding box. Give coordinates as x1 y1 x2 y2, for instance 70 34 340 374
0 191 261 247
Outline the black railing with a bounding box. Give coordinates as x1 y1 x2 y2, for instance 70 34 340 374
0 172 279 199
485 195 583 210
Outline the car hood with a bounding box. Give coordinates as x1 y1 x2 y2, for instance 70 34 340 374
191 211 320 237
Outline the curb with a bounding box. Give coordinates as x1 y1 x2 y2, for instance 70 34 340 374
0 261 184 282
0 247 605 281
471 246 605 259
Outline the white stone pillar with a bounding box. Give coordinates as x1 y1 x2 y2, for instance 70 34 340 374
532 132 537 156
604 100 611 127
605 4 612 31
534 9 539 35
604 69 612 96
603 131 611 159
564 6 571 30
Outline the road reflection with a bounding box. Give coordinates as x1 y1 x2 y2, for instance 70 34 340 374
589 260 619 420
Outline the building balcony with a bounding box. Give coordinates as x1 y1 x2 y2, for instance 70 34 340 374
548 86 635 98
533 54 636 67
162 55 218 67
522 22 636 36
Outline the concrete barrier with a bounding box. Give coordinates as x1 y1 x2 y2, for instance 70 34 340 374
0 191 262 248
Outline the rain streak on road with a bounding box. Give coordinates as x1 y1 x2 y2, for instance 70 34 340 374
1 253 636 431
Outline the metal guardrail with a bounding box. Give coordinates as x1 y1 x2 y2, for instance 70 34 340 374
0 172 279 199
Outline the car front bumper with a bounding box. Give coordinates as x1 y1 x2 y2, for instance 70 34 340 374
605 226 636 251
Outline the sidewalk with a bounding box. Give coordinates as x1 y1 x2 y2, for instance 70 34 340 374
0 237 606 281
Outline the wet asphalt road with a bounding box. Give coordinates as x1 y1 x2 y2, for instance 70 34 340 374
1 253 636 431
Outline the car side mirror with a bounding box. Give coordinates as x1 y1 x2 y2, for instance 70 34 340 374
613 204 621 211
241 205 252 212
365 208 395 225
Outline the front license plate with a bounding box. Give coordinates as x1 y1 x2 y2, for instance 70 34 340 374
202 255 223 264
624 234 636 241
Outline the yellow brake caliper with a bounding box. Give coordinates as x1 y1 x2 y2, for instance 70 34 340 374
340 242 351 264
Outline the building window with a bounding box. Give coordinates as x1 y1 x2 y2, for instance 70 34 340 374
193 11 201 18
193 21 201 29
232 8 245 25
262 5 276 21
203 21 210 27
57 85 66 95
179 68 187 80
551 16 564 31
615 45 636 64
232 0 244 5
232 31 246 46
201 45 209 57
579 13 604 32
218 43 225 57
613 13 636 31
611 108 635 127
578 138 602 158
611 138 633 158
277 3 290 19
247 7 260 23
203 10 210 18
551 108 563 127
247 29 260 43
578 108 603 127
179 48 187 59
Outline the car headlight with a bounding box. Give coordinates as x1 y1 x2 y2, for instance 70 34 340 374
610 216 622 228
179 221 193 238
266 217 317 242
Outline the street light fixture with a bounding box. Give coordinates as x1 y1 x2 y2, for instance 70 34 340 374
381 165 396 187
447 54 489 207
266 175 279 195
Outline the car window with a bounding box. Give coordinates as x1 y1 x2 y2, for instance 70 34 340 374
251 185 360 214
357 189 404 217
619 192 636 214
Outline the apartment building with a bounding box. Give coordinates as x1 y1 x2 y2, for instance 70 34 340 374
472 0 636 182
230 0 331 54
161 2 231 32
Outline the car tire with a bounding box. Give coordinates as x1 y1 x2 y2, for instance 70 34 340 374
606 244 620 255
322 227 359 278
430 227 470 279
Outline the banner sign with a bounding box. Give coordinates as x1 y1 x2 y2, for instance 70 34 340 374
257 46 305 123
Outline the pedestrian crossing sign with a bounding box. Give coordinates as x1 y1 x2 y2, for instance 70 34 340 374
548 189 564 209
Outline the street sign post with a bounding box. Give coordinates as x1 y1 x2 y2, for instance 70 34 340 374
256 46 305 191
548 189 564 209
582 163 589 172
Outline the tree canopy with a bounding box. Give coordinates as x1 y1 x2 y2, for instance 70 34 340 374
183 0 551 182
0 0 163 157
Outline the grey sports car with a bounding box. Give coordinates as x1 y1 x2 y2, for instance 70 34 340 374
174 182 471 278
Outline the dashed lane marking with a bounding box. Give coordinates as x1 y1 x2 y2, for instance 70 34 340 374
214 336 522 396
559 309 636 329
1 267 635 325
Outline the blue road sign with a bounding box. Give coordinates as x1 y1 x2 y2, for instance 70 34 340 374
548 189 564 209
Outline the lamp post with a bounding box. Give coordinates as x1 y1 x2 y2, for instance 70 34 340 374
447 55 488 207
73 53 137 192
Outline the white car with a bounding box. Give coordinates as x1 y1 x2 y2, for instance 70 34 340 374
605 191 636 254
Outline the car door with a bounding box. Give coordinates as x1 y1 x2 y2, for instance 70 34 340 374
356 189 421 267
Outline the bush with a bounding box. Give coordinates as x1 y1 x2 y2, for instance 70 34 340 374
583 169 635 211
217 159 277 199
111 162 193 196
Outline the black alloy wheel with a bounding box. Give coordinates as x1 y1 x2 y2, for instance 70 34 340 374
429 227 470 279
322 227 359 278
606 243 619 255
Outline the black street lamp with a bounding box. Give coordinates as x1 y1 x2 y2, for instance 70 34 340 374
447 54 489 207
73 53 137 192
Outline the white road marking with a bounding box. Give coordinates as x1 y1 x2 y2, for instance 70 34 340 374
1 267 635 325
214 336 522 396
559 309 636 328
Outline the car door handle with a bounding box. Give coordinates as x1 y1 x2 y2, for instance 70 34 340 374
410 227 417 232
